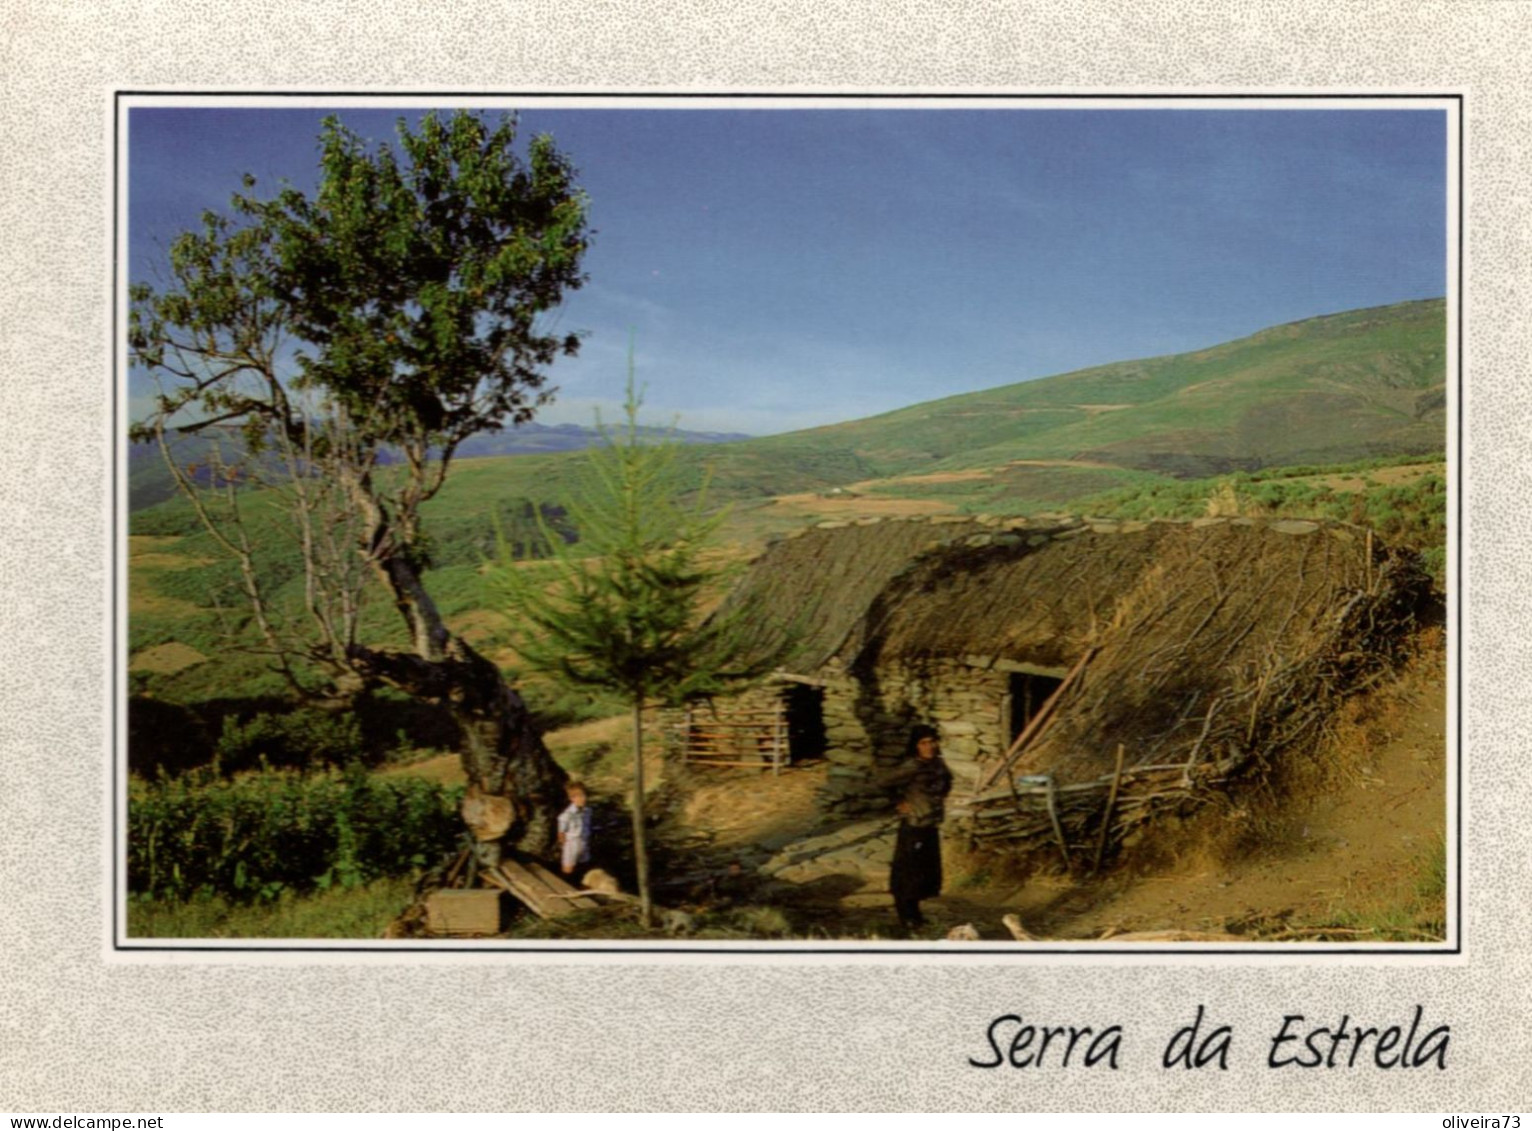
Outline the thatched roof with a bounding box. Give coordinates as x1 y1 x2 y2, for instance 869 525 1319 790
846 522 1178 671
1008 521 1391 783
721 516 985 671
729 514 1426 775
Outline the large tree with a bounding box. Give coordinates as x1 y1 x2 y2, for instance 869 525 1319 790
129 111 589 853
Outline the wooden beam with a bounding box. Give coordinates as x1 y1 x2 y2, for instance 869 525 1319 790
771 671 830 687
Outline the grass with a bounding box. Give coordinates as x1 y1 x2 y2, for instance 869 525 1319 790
126 875 417 939
1078 454 1447 584
748 297 1444 477
1316 836 1447 942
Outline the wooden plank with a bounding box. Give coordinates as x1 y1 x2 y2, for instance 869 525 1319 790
678 758 784 769
486 859 564 918
519 857 602 912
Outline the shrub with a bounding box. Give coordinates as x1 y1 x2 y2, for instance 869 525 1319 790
128 764 464 902
213 708 366 773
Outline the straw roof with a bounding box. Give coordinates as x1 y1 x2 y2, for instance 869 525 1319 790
847 522 1178 671
721 517 985 671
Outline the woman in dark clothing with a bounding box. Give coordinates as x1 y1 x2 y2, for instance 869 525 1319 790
885 724 953 932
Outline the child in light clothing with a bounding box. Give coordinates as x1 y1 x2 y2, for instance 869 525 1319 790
557 781 593 876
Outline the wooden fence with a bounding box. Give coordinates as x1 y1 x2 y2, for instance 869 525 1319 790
676 702 789 774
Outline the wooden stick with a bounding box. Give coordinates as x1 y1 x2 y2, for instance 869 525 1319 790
1092 743 1127 875
1181 697 1223 784
1263 925 1375 941
1246 670 1270 746
1044 774 1071 874
974 646 1095 794
676 758 789 769
442 846 471 889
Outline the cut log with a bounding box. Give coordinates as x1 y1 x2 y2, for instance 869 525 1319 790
425 888 504 937
461 784 515 842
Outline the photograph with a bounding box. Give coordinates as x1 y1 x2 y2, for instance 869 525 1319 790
119 96 1453 952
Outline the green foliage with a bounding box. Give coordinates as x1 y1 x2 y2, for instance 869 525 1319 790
128 765 463 903
212 708 366 773
518 677 627 733
488 346 788 926
131 110 589 453
1077 477 1213 520
488 354 783 707
127 696 215 779
1079 455 1448 585
128 109 591 708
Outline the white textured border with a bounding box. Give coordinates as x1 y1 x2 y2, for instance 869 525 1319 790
3 0 1527 1112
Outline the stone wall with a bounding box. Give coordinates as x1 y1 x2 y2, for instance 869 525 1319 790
817 658 1011 816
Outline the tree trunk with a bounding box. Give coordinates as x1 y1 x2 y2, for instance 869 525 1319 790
339 468 567 856
348 634 567 855
631 700 653 927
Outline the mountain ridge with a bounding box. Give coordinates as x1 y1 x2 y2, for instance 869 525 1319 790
130 297 1447 524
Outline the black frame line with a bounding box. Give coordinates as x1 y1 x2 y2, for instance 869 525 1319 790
112 89 1465 957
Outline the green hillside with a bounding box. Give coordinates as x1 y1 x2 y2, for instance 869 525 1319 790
129 297 1448 560
750 297 1446 479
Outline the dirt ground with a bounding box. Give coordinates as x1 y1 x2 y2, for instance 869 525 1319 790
989 635 1447 942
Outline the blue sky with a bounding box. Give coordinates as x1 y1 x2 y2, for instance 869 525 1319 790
128 103 1447 436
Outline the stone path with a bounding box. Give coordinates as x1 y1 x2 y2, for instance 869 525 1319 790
756 817 899 887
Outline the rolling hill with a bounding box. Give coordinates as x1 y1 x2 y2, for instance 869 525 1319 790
129 297 1447 554
746 297 1446 480
128 420 752 513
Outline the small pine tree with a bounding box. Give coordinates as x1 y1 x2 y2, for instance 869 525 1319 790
489 347 782 926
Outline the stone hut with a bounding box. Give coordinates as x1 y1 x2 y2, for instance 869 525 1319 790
691 513 1426 851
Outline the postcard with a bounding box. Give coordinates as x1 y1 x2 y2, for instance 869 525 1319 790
3 1 1528 1114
